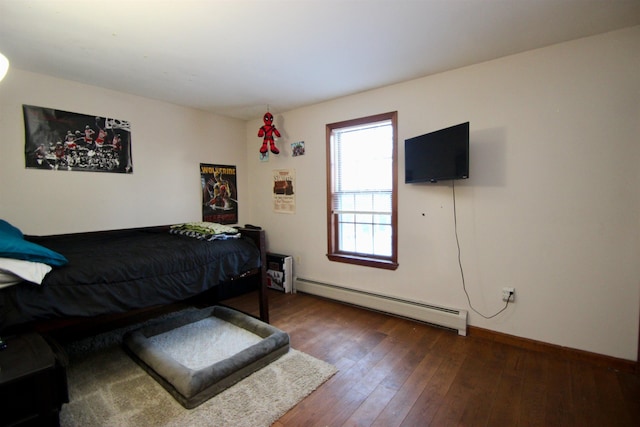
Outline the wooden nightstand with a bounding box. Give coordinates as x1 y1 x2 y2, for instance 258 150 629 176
0 333 68 426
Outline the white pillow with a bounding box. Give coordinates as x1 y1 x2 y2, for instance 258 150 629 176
0 257 52 289
0 271 22 288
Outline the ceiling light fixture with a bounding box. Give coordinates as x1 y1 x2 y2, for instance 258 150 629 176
0 52 10 81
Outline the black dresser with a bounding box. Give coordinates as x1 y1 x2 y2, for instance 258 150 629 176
0 333 68 426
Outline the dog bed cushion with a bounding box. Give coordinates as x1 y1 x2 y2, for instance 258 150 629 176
123 306 290 409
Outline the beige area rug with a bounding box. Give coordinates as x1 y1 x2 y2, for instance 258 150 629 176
59 315 337 426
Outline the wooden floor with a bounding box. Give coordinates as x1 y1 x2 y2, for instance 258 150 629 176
222 289 640 427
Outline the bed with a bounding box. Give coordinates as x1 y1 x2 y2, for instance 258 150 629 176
0 221 269 336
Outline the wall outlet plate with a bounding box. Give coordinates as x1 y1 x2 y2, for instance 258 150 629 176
502 287 515 302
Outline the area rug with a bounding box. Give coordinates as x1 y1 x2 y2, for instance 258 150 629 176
59 311 337 427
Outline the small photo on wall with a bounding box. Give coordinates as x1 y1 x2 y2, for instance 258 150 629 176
23 105 133 173
291 141 305 157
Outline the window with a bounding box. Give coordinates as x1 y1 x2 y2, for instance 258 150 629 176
326 111 398 270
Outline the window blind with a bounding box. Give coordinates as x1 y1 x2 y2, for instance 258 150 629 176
331 119 393 217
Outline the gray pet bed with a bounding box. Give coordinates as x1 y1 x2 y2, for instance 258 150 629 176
123 306 290 409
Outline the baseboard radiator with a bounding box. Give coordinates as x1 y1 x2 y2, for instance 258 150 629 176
294 277 467 336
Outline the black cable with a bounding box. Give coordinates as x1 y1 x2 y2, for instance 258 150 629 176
452 180 510 319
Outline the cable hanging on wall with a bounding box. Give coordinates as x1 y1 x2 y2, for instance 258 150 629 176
452 180 512 319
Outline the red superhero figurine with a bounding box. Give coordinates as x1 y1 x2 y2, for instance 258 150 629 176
258 111 281 154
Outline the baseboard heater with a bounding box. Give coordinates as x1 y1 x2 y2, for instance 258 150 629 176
294 277 467 336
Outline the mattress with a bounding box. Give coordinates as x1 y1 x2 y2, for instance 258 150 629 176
0 228 261 330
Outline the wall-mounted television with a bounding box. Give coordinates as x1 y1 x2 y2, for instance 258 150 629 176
404 122 469 183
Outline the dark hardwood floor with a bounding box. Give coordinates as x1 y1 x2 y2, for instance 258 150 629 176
222 289 640 427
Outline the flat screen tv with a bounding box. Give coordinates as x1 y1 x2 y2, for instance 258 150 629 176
404 122 469 183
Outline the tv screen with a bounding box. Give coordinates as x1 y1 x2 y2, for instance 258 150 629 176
404 122 469 183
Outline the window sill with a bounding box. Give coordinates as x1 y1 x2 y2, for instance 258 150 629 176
327 253 398 270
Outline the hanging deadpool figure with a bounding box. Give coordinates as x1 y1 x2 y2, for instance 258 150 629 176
258 111 281 154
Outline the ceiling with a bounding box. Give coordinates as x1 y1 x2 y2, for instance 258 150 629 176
1 0 639 121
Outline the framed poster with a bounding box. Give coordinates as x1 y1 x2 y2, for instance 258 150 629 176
273 169 295 214
201 163 238 224
23 105 133 173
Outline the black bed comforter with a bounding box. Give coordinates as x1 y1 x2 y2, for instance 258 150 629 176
0 228 261 330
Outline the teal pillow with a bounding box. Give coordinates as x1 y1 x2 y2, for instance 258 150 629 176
0 220 68 267
0 219 24 238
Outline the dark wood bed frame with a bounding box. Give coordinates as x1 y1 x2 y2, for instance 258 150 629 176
231 226 269 322
6 226 269 341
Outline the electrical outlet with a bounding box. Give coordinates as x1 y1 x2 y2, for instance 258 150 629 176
502 287 515 302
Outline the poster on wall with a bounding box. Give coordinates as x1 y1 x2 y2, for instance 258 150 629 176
23 105 133 173
201 163 238 224
291 141 305 157
273 169 295 214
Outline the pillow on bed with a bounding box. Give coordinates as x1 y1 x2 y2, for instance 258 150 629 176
0 219 24 238
0 257 53 288
0 220 68 266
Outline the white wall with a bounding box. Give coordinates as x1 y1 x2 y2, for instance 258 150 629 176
1 27 637 361
245 27 640 361
0 69 247 235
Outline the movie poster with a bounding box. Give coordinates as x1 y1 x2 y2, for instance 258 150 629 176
201 163 238 224
23 105 133 173
273 169 295 214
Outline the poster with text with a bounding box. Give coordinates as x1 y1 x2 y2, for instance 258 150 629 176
273 169 295 214
201 163 238 224
23 105 133 173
